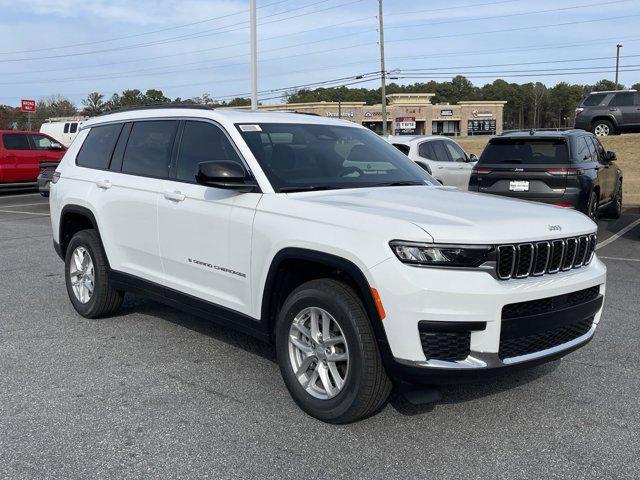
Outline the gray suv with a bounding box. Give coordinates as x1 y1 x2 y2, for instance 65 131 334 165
574 90 640 136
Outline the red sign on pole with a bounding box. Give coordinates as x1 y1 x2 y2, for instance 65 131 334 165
21 99 36 112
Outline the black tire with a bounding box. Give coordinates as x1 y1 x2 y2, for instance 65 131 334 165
586 190 599 221
592 119 614 137
275 279 392 423
604 182 622 219
64 229 124 318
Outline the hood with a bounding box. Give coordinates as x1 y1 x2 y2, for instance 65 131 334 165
289 185 596 244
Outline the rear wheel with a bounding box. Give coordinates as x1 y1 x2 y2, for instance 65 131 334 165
605 183 622 219
592 120 614 136
65 229 124 318
587 190 599 221
275 279 392 423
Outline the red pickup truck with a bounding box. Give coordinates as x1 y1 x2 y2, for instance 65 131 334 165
0 130 66 190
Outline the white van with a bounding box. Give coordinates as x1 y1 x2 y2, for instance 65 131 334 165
40 117 88 147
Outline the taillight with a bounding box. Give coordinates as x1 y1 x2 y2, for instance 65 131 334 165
547 168 583 175
575 107 584 116
51 172 61 184
472 167 493 174
553 202 575 208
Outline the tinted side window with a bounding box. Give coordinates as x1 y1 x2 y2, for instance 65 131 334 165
575 137 591 162
610 92 635 107
582 93 607 107
2 133 31 150
63 123 70 134
585 137 597 161
418 141 434 159
444 141 466 162
69 123 78 133
122 121 178 178
176 121 242 182
31 134 55 150
392 143 410 155
431 141 452 162
76 124 123 169
591 137 606 161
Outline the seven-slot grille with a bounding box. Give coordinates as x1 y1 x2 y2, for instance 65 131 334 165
496 234 596 280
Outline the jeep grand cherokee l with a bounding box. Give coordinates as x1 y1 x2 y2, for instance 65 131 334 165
469 130 623 220
49 106 606 423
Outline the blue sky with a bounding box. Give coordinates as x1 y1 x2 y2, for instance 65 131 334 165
0 0 638 107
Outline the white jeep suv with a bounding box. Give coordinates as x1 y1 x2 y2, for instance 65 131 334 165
50 106 606 423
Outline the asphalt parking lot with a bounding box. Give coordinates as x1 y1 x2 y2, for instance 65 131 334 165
1 191 639 480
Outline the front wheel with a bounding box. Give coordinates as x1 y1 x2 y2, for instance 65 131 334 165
275 279 392 423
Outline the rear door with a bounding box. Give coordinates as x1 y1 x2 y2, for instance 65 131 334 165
418 140 451 184
609 92 638 127
2 133 36 182
442 139 474 190
474 137 571 200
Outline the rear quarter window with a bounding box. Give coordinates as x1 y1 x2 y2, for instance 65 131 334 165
76 124 123 170
581 93 607 107
479 139 569 164
392 143 410 155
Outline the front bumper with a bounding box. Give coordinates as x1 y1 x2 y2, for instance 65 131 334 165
369 255 606 383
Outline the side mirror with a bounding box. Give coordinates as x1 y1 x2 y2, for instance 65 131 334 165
603 150 616 162
196 161 258 192
468 153 478 163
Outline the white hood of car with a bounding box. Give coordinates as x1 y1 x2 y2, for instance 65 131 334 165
290 185 597 244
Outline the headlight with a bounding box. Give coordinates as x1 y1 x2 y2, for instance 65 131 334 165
389 241 493 268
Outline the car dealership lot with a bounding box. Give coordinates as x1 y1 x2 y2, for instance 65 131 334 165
1 192 639 479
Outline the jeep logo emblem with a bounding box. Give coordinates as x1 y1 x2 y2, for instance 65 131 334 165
548 225 562 232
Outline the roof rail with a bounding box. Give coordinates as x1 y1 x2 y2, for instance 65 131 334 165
587 89 636 94
96 103 213 117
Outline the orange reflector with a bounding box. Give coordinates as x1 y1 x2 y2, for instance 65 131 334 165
371 288 386 320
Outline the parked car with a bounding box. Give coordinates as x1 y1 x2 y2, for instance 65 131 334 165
385 135 477 189
50 107 605 423
0 130 66 189
469 130 622 220
574 89 640 136
40 117 87 147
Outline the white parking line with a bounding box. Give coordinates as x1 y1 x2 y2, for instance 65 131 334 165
598 256 640 262
0 209 50 216
596 218 640 250
0 202 49 208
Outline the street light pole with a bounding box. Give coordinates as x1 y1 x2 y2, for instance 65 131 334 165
378 0 387 135
615 43 622 88
250 0 258 110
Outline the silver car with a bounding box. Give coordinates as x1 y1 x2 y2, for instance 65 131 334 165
385 135 477 189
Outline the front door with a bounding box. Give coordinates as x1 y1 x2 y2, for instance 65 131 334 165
157 120 260 315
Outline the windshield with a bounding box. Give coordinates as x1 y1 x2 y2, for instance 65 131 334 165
480 138 569 164
236 123 435 192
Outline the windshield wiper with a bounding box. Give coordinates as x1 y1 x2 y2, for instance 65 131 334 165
279 185 339 193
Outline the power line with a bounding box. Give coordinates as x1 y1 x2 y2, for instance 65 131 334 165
393 67 640 80
0 0 291 55
0 0 365 63
386 0 631 30
385 0 527 18
386 14 640 45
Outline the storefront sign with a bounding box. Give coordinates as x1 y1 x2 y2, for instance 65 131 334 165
472 109 493 118
326 111 354 118
395 116 416 131
440 109 453 116
364 111 390 118
468 119 496 134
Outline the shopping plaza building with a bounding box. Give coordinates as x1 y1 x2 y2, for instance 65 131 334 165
246 93 507 136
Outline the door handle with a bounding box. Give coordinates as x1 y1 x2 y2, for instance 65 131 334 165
164 191 185 202
96 180 111 190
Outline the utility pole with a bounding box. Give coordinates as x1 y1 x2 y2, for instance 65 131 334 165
378 0 387 135
615 43 622 88
250 0 258 110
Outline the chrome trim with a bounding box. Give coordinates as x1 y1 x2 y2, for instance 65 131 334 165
532 241 551 276
497 245 516 280
395 324 596 370
575 235 589 267
548 239 565 274
585 234 597 265
515 243 534 278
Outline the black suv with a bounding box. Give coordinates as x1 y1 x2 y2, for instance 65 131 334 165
469 130 623 220
574 90 640 136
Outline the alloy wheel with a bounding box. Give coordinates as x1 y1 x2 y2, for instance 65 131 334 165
69 246 95 304
288 307 349 400
594 124 610 136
